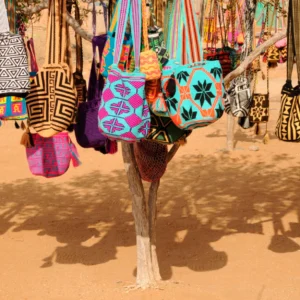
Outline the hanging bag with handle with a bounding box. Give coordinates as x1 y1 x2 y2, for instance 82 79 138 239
75 0 117 154
26 132 81 178
0 0 30 98
275 0 300 142
162 0 225 130
0 0 30 120
26 0 77 138
98 0 150 142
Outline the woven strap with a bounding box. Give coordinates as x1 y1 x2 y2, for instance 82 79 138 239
287 0 300 83
27 38 39 73
0 0 9 33
5 0 15 32
130 0 142 70
181 0 203 63
167 0 182 60
45 0 68 65
142 0 150 50
74 1 83 73
112 0 130 66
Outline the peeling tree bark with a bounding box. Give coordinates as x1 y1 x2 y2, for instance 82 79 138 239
122 142 158 288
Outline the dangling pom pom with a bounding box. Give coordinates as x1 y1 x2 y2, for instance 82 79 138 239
21 121 26 130
20 128 33 148
255 123 260 135
107 140 118 154
263 132 270 144
15 121 20 129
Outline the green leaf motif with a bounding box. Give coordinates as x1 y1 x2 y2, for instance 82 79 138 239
166 98 178 112
193 80 215 106
211 67 222 79
182 107 197 121
177 71 190 83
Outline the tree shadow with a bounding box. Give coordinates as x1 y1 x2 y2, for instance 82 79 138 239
0 152 300 280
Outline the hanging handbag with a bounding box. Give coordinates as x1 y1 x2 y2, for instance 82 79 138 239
100 0 132 78
162 0 224 130
98 0 150 142
26 132 80 178
26 0 77 138
75 1 117 154
72 1 87 104
225 75 251 117
140 0 161 81
147 111 191 144
275 0 300 142
0 0 30 97
134 140 168 182
248 70 269 124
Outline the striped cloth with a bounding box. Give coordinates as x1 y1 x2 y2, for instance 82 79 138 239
0 0 9 33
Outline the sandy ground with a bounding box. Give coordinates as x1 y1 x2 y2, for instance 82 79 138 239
1 11 300 300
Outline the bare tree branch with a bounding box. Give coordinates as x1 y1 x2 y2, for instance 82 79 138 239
21 0 93 42
224 31 287 85
167 144 180 163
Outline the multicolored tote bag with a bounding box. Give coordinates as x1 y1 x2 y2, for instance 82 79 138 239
100 0 132 78
75 2 117 154
161 0 224 130
275 0 300 142
26 0 77 138
98 0 150 142
0 0 30 97
26 132 80 178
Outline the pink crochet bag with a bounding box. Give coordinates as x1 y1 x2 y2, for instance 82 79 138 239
26 132 81 178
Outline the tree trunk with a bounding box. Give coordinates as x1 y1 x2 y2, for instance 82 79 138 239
148 180 162 281
122 143 160 288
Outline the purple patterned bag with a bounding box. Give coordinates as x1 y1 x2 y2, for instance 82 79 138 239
26 132 81 178
75 2 117 154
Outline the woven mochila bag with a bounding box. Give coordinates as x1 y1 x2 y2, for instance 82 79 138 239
98 0 150 142
0 0 30 121
275 0 300 142
134 140 168 182
26 0 77 138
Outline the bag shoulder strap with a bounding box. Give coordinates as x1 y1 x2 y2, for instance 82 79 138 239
0 0 10 33
45 0 69 66
112 0 131 67
286 0 300 85
74 1 83 74
27 38 39 73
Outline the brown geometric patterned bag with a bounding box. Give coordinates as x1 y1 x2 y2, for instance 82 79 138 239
275 0 300 142
26 0 77 138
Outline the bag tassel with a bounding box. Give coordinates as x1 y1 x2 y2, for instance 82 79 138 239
70 148 82 167
255 123 260 135
107 140 118 154
20 127 34 148
263 123 269 144
21 121 26 130
15 121 20 129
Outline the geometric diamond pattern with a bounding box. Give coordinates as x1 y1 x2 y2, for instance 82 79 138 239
0 32 30 96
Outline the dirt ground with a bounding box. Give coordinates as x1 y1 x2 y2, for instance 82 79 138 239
1 10 300 300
